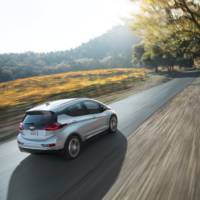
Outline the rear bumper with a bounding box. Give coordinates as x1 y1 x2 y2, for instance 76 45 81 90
17 133 64 152
18 146 60 154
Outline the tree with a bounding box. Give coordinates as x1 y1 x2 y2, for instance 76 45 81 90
131 0 200 70
132 44 145 67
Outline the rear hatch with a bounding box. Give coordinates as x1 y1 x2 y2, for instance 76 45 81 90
21 111 57 140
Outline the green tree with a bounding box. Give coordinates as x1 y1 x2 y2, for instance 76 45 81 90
131 0 200 70
132 43 145 67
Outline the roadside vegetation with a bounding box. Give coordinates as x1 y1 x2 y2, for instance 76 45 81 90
0 68 146 109
131 0 200 72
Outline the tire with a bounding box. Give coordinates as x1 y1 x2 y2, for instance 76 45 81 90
109 115 118 133
62 135 81 159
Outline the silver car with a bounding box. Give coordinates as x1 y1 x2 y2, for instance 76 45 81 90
17 98 118 159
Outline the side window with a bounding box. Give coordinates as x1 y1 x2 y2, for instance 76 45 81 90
65 103 88 116
83 101 102 114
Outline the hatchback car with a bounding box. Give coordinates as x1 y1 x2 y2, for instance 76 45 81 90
17 98 118 159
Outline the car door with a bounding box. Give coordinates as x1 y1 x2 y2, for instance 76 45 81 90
83 100 108 134
64 102 97 137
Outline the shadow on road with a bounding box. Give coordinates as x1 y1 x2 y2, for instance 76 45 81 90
151 70 200 79
7 131 127 200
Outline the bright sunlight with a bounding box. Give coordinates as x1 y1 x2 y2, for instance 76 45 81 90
0 0 139 53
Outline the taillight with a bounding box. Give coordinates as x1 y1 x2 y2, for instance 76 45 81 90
44 123 63 131
19 122 24 131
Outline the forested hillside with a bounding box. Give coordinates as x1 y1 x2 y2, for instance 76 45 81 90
0 25 139 82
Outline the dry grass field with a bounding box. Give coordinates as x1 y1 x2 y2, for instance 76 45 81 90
0 68 146 109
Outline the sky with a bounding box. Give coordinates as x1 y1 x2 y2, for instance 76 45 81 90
0 0 139 53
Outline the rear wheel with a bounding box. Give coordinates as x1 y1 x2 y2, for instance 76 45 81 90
109 115 118 133
62 135 81 159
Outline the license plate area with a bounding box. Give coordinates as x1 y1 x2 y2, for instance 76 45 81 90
30 130 38 136
23 130 46 138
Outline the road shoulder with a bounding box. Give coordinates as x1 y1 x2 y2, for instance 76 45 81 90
104 77 200 200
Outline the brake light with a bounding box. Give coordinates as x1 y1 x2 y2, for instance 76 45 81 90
44 123 63 131
19 122 24 131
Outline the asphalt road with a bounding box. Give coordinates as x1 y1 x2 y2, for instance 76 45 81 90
0 75 195 200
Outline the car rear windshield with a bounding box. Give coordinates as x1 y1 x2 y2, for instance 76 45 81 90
23 111 56 129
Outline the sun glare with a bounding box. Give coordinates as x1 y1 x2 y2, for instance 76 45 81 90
132 1 141 14
0 0 141 53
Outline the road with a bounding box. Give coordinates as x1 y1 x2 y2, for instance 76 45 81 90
0 74 195 200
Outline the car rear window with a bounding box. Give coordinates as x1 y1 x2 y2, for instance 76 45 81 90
23 111 56 129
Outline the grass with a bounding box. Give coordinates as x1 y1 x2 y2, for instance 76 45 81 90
0 68 147 110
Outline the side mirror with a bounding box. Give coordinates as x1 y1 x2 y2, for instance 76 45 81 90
100 105 107 112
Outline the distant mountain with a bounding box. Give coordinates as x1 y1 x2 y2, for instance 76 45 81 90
0 25 140 82
70 25 140 68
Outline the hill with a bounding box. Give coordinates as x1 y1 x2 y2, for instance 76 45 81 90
0 25 139 82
